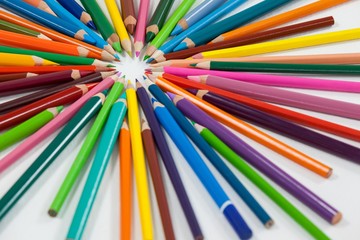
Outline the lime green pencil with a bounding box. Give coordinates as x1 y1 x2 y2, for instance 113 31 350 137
194 122 330 240
144 0 195 60
49 75 125 214
0 106 63 151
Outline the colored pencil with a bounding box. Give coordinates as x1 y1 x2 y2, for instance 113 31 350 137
146 0 174 43
189 74 360 120
155 16 335 62
175 0 292 51
141 117 176 240
44 0 117 57
134 0 150 57
149 0 247 63
0 71 114 114
171 0 227 36
67 95 127 240
190 90 360 165
119 119 132 240
148 75 333 178
152 98 252 239
0 53 56 67
0 46 114 67
23 0 56 16
105 0 133 56
49 76 124 215
57 0 97 30
187 72 360 93
0 19 50 39
192 28 360 59
194 122 330 239
0 83 95 132
0 10 115 61
0 92 106 221
0 66 112 74
0 0 95 44
135 80 203 239
144 0 196 60
157 73 360 142
170 94 273 227
0 72 38 82
120 0 136 35
193 61 360 75
0 74 116 174
0 30 99 59
0 69 89 94
161 90 340 225
212 0 350 43
126 81 154 240
80 0 121 52
0 106 63 151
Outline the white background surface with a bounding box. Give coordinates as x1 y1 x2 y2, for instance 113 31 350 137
1 0 360 239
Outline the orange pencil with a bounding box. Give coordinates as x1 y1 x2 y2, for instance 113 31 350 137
0 30 98 58
151 76 332 178
119 119 132 240
211 0 349 43
0 10 115 61
23 0 56 16
0 66 113 74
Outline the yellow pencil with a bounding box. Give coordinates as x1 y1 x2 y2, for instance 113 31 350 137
105 0 132 57
125 80 153 240
192 28 360 59
0 52 58 66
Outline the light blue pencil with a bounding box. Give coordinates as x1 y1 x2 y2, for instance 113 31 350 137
152 98 252 240
171 0 227 36
148 0 247 63
67 93 128 240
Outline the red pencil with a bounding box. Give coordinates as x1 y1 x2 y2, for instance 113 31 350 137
0 66 114 74
0 83 97 130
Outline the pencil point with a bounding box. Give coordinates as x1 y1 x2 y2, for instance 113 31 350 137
87 20 97 30
136 51 140 57
174 42 187 52
83 34 96 44
114 54 121 60
112 42 122 53
145 68 152 72
145 32 155 43
171 25 183 36
190 63 197 67
48 209 58 217
146 58 154 63
143 55 150 61
126 51 133 58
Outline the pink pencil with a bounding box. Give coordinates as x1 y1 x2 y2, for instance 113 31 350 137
134 0 150 57
0 73 120 173
187 75 360 120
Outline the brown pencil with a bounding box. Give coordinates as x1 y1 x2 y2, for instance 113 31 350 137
120 0 137 34
0 72 38 82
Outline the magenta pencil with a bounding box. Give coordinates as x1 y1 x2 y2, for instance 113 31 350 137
0 74 119 173
134 0 150 57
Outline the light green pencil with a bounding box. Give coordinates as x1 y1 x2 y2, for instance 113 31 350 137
49 76 125 214
144 0 195 60
0 106 63 151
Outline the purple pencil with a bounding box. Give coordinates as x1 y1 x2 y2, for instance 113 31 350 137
169 93 341 225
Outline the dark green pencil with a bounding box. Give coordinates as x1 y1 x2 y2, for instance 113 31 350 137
0 19 50 39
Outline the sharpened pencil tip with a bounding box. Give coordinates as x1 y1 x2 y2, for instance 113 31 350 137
87 21 97 30
190 63 197 67
171 25 183 36
174 42 187 52
143 55 150 61
48 209 58 217
136 51 140 57
83 34 96 44
146 58 154 63
145 32 155 43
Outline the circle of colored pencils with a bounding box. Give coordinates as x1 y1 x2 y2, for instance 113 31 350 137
0 19 51 39
120 0 137 35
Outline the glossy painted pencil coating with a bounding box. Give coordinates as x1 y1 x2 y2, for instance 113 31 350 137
136 81 203 239
141 117 176 240
0 106 62 151
80 0 121 52
160 73 360 142
67 95 127 240
146 0 174 42
0 0 95 44
150 75 333 178
152 99 252 239
0 19 50 39
158 16 335 62
170 94 273 228
159 84 340 225
0 52 56 66
0 75 116 174
171 0 226 35
0 84 94 131
0 72 113 114
57 0 97 30
212 0 349 43
23 0 56 16
0 72 37 82
176 0 292 50
134 0 150 57
120 0 136 34
193 28 360 59
119 120 132 240
0 92 106 220
194 123 330 240
49 76 124 215
144 0 196 59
